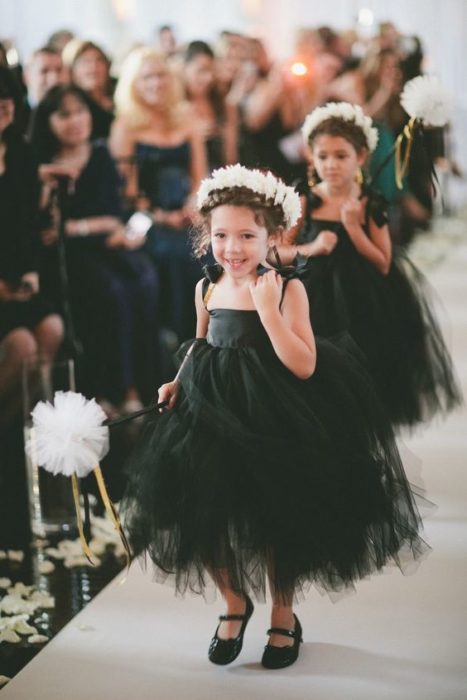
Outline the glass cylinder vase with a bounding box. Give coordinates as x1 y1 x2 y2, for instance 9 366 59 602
22 358 78 539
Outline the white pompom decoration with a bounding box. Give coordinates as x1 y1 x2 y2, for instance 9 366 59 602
27 391 109 478
400 75 451 127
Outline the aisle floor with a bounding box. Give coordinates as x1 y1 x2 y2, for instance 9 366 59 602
2 241 467 700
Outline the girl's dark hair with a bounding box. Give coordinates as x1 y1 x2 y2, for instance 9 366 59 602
30 83 92 162
0 65 24 132
307 116 369 153
184 40 215 64
191 186 285 258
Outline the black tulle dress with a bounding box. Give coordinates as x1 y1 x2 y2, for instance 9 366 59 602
297 188 461 429
122 266 427 601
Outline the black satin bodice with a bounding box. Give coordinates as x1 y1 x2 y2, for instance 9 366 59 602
206 308 272 350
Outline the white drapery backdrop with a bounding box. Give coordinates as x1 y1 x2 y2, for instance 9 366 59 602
1 0 466 174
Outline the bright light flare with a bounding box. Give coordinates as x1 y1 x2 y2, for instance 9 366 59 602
290 61 308 77
358 8 375 27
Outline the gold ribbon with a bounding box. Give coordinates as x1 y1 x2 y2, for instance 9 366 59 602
71 474 95 565
71 465 132 577
93 464 132 576
395 116 417 189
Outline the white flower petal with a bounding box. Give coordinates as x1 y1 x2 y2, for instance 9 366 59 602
38 560 55 575
27 634 49 644
13 620 37 636
7 550 25 562
0 629 21 644
78 624 96 632
0 578 12 589
7 582 33 597
29 591 55 608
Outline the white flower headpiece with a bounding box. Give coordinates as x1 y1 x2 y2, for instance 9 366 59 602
400 75 451 127
197 164 301 229
302 102 379 152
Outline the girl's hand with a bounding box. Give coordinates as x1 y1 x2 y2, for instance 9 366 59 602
18 272 39 298
157 381 178 411
249 271 283 317
0 280 14 302
313 230 338 256
41 227 58 245
341 198 363 230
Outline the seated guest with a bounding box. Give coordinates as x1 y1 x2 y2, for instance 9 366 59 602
31 84 160 413
0 67 63 422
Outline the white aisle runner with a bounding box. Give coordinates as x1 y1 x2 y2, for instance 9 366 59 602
2 242 467 700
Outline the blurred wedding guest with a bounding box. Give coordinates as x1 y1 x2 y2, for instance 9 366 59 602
110 47 207 343
63 39 114 139
31 84 160 413
215 31 250 97
156 25 178 59
46 29 75 56
0 67 63 421
0 42 7 67
235 50 314 183
182 40 237 170
23 47 65 137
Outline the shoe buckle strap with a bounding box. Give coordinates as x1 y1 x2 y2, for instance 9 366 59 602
219 613 247 621
266 626 297 639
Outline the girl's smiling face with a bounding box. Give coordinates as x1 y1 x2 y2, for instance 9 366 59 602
210 205 272 278
311 134 366 189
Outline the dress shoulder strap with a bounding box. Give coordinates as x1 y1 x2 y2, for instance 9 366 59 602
279 279 290 311
202 278 215 308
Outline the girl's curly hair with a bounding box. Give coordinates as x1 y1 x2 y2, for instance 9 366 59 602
307 116 369 154
191 186 285 258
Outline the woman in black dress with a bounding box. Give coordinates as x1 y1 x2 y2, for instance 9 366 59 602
0 67 63 419
31 84 160 412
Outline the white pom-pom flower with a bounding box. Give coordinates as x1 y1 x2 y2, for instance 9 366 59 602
400 75 451 127
27 391 109 478
197 164 301 229
302 102 379 152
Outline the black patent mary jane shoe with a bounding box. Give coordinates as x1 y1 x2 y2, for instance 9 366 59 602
208 595 254 665
261 614 303 669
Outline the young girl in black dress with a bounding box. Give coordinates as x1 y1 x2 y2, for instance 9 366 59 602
122 164 426 670
281 102 461 429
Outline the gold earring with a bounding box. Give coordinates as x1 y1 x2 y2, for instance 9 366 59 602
355 167 364 185
307 165 318 188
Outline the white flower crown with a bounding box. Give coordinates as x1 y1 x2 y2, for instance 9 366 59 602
400 75 451 127
196 164 301 229
301 102 379 152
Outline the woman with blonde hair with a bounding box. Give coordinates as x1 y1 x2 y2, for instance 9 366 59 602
110 46 207 343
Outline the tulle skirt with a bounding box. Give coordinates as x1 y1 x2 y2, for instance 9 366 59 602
305 248 462 429
121 334 427 600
